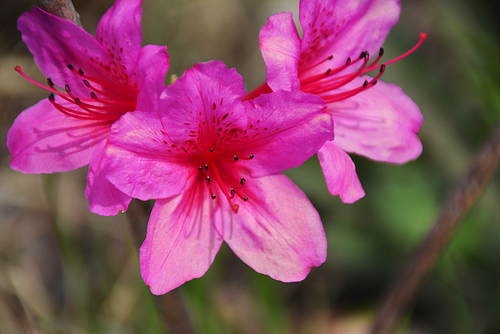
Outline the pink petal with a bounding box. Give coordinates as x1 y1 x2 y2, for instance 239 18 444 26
140 177 223 295
213 173 327 282
331 76 423 163
7 98 108 173
85 139 131 216
241 90 333 177
158 60 247 142
298 0 400 77
95 0 142 77
317 140 365 203
105 110 190 201
135 44 170 113
18 7 112 96
259 12 301 91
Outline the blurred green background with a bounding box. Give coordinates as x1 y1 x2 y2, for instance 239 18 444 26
1 0 500 333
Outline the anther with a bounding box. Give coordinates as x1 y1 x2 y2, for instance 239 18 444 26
67 64 74 70
46 78 54 87
198 166 203 171
359 51 368 59
206 176 210 183
249 153 254 159
210 148 214 152
83 80 91 88
65 84 71 94
327 55 333 60
234 155 239 162
346 57 351 65
243 196 248 201
48 93 55 102
240 177 246 186
212 194 216 199
362 80 368 88
90 92 98 100
379 47 385 56
78 68 84 76
326 68 332 76
204 164 208 171
75 97 81 105
379 64 386 73
230 188 235 196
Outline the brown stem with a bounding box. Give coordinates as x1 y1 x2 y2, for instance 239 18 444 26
370 124 500 334
33 1 195 332
36 0 82 27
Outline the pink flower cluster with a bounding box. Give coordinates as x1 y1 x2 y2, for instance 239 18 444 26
7 0 424 294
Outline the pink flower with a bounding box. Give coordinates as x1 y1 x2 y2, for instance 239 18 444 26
248 0 425 203
7 0 169 215
104 60 333 294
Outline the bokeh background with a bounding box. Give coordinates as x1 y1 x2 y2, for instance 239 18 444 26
1 0 500 333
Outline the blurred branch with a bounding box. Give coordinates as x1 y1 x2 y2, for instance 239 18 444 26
370 124 500 334
34 1 195 333
36 0 82 27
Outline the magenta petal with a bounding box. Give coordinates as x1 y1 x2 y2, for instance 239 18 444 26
18 7 111 96
158 60 247 143
140 178 223 295
298 0 400 76
243 90 333 176
135 44 170 113
85 140 131 216
214 173 327 282
7 98 107 173
331 76 423 163
259 12 301 91
105 110 189 200
96 0 142 77
317 141 365 203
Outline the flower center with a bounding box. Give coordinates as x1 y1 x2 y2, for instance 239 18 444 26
242 32 427 102
197 147 254 214
298 32 428 103
14 64 137 123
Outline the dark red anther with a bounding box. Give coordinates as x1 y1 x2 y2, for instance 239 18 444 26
90 92 98 100
211 194 216 199
234 155 239 161
359 51 368 59
326 68 332 76
362 80 368 88
249 153 254 159
78 68 84 76
67 64 74 70
346 57 351 65
65 84 71 94
243 196 248 201
198 166 203 171
206 176 210 183
210 148 214 152
379 47 385 56
230 188 235 196
83 80 91 88
204 164 208 171
327 55 333 60
48 93 55 102
240 177 245 186
47 78 54 87
75 97 81 105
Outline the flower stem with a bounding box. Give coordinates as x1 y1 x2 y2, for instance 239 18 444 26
370 124 500 334
36 0 82 27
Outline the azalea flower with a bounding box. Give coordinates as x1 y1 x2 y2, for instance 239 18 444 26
7 0 169 215
247 0 426 203
104 60 333 294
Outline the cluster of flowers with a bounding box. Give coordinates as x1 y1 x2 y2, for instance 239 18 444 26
7 0 425 295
